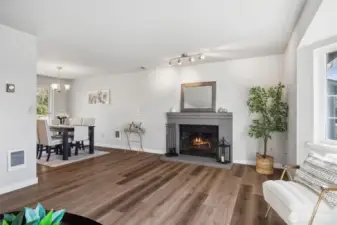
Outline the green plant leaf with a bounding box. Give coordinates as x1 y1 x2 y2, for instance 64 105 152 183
51 210 65 224
34 203 46 220
51 223 60 225
25 208 38 225
38 210 53 225
12 210 24 225
2 220 9 225
4 214 16 222
25 220 38 225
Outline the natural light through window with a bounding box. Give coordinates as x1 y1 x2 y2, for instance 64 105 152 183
327 51 337 140
36 87 49 120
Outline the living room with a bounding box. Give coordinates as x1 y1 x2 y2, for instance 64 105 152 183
1 0 337 225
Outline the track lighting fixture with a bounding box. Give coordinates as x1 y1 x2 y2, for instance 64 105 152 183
168 53 205 66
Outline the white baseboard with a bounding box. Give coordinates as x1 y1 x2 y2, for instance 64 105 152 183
234 160 283 169
96 143 165 155
0 177 38 195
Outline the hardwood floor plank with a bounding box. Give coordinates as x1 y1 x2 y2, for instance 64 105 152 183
155 168 220 225
0 150 286 225
203 169 241 224
174 192 208 225
116 161 170 185
229 184 253 225
112 165 196 225
190 165 204 176
96 209 124 225
88 175 161 219
231 164 246 178
117 171 178 212
200 168 222 194
148 169 211 224
121 158 163 177
189 205 217 225
115 163 187 213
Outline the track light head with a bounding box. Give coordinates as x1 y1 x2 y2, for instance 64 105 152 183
199 54 205 60
177 59 182 65
189 57 195 62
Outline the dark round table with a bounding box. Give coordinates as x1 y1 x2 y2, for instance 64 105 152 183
0 211 102 225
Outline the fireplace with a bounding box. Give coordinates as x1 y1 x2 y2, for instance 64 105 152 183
179 124 219 158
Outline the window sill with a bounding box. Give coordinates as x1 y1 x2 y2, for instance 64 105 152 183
320 140 337 146
306 141 337 155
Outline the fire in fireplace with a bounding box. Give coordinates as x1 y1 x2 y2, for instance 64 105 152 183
192 137 211 148
180 124 218 158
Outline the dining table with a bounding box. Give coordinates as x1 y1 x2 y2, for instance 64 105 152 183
49 124 95 160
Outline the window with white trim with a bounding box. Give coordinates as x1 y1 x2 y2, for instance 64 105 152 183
36 87 49 119
36 86 54 121
326 51 337 140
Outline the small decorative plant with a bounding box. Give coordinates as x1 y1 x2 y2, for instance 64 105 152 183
247 82 288 158
56 112 69 124
1 203 65 225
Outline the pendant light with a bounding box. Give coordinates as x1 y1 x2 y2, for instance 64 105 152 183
51 66 70 92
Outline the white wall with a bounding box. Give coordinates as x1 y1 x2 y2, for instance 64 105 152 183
37 75 72 115
70 55 285 164
300 0 337 47
283 0 323 164
0 24 37 194
296 0 337 163
297 36 337 163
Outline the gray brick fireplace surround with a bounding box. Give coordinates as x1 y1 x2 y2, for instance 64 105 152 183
166 112 233 163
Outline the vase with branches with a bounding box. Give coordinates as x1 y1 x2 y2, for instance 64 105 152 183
247 82 288 173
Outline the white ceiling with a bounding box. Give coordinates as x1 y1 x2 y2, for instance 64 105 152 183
0 0 307 78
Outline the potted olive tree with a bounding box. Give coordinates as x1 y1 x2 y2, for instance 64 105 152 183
247 82 288 175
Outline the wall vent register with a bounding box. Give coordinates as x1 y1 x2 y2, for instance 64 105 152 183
8 149 25 171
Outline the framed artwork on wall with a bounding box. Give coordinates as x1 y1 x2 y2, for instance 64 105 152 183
88 90 110 104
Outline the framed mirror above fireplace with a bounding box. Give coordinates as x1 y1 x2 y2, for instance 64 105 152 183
180 81 216 112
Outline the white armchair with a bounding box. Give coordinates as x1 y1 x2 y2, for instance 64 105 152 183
263 164 337 225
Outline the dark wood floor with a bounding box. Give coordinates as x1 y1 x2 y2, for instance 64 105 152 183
0 150 285 225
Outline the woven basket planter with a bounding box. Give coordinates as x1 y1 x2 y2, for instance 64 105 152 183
256 153 274 175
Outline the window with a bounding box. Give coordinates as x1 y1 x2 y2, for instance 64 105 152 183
326 51 337 140
36 87 49 120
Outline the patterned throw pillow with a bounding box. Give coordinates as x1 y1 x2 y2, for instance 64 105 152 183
294 151 337 207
